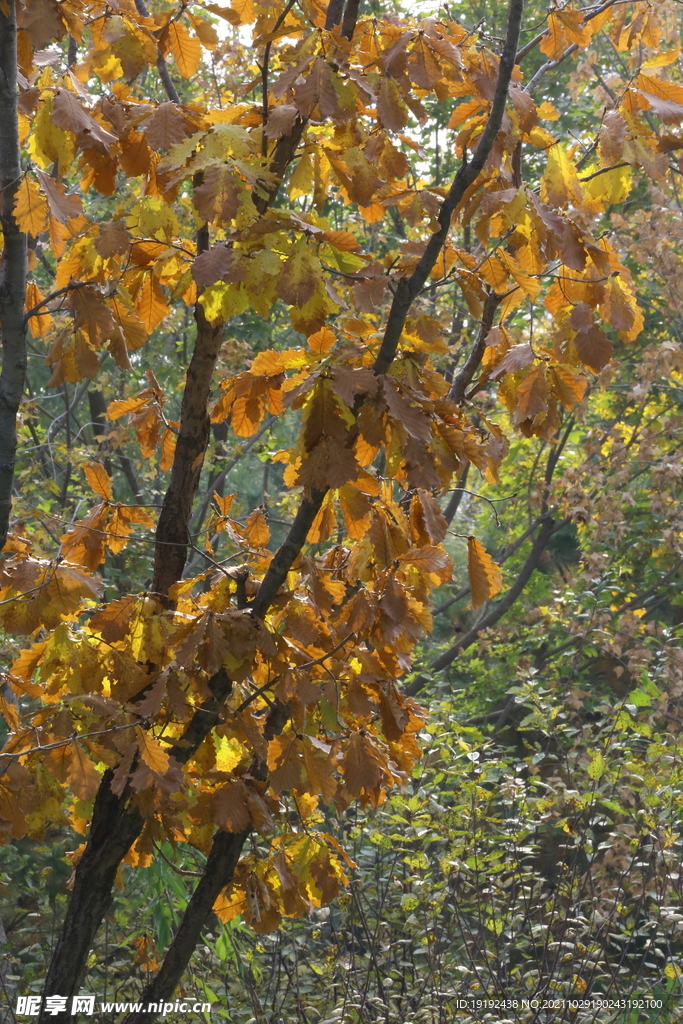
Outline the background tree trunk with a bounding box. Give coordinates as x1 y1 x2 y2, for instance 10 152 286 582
0 0 28 551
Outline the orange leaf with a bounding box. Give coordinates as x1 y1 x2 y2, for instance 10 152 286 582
166 21 201 79
307 327 336 355
160 427 176 472
467 536 502 609
136 726 170 775
13 175 49 236
214 492 237 517
245 509 270 548
134 274 169 333
398 546 450 572
212 779 251 831
83 463 112 501
342 732 383 798
67 740 102 800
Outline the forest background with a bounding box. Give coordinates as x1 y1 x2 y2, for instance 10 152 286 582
1 0 683 1021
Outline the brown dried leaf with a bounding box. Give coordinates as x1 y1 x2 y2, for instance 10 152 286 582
212 779 251 832
573 325 613 371
144 102 190 151
342 731 383 797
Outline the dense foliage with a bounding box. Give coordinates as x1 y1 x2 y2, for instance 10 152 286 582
1 0 683 1020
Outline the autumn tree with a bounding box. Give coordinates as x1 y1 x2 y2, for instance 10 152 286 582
0 0 681 1017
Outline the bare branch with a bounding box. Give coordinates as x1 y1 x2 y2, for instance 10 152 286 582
405 515 557 696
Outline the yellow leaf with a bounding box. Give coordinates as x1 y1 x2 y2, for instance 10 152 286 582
583 164 632 208
601 275 642 340
215 735 244 773
25 281 52 338
276 239 321 308
136 726 170 774
539 13 571 62
83 462 112 501
0 693 19 732
536 101 560 121
642 47 680 68
27 96 75 174
549 365 587 409
587 752 605 779
107 395 149 420
13 175 49 236
497 250 542 301
231 0 254 25
250 347 308 374
467 537 502 609
245 509 270 548
540 10 590 61
214 492 237 517
541 145 583 209
288 151 313 199
166 21 201 80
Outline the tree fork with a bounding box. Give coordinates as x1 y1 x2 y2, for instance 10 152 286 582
121 829 250 1024
38 671 235 1022
0 0 28 552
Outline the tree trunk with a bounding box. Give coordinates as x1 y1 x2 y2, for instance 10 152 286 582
0 0 27 551
151 289 223 596
40 771 145 1009
121 830 250 1024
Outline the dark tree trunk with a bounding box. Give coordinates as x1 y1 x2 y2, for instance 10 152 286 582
0 0 27 551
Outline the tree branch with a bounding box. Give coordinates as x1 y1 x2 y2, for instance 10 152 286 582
251 488 326 619
134 0 181 105
249 0 526 622
188 415 275 537
324 0 345 30
443 462 470 525
448 290 501 404
341 0 362 39
405 515 556 696
373 0 525 376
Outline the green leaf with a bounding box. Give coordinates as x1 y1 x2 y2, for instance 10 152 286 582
587 752 606 779
628 689 652 706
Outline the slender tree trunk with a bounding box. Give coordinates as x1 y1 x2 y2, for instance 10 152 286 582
152 274 223 594
121 830 250 1024
0 915 15 1023
0 0 27 551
